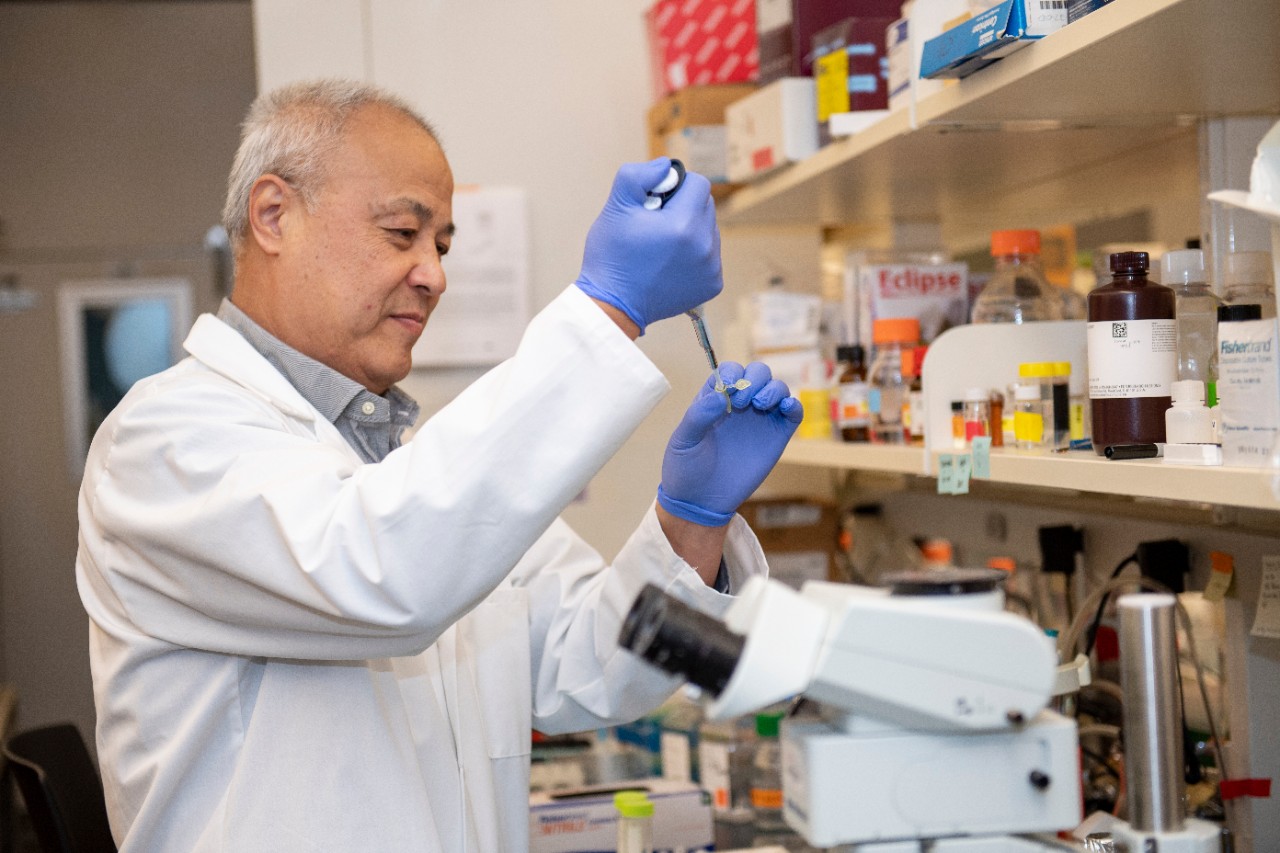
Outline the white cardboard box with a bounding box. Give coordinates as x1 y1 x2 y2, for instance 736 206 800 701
528 778 713 852
726 78 818 183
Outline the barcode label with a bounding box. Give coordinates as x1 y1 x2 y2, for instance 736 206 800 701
1041 0 1066 8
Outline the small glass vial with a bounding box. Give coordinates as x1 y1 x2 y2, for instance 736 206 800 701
614 791 654 853
962 387 991 445
950 400 965 449
1014 383 1046 449
1165 379 1216 445
1050 362 1072 449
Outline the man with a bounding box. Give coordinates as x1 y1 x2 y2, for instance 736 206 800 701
77 79 801 851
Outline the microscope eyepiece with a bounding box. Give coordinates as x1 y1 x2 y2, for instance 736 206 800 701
619 584 745 696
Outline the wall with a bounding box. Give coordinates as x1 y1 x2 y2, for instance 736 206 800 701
0 2 256 739
253 0 825 557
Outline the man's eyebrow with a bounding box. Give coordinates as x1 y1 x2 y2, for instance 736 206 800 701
375 198 456 236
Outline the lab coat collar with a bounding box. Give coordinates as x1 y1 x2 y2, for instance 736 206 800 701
183 313 320 423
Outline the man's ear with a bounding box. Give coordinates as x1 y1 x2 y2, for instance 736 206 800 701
247 174 293 256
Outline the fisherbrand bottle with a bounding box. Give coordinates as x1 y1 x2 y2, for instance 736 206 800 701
1086 251 1177 455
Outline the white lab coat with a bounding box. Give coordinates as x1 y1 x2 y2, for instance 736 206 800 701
76 286 767 852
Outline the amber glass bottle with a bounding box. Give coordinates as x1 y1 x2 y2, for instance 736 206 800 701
1086 252 1177 455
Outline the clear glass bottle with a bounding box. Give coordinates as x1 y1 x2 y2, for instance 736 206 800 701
1223 251 1276 319
749 712 789 840
1087 251 1177 454
1162 249 1224 406
971 229 1063 324
867 318 919 445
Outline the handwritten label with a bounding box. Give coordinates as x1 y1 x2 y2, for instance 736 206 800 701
937 454 956 494
952 454 972 494
970 437 992 479
1250 555 1280 640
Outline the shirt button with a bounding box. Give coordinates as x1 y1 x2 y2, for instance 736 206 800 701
361 401 376 415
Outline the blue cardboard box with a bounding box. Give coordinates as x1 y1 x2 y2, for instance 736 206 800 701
920 0 1067 80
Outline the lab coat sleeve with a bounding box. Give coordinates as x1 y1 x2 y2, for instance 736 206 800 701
514 503 768 735
78 287 670 661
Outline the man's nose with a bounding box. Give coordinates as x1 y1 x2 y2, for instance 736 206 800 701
408 250 446 296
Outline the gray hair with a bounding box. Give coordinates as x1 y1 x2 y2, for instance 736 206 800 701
221 79 439 255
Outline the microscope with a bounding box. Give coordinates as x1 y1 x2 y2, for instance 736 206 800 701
619 570 1224 851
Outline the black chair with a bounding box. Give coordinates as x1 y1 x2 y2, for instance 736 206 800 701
2 723 116 853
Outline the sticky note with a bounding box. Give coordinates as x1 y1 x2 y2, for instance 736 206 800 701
1204 551 1234 602
970 437 992 479
936 454 956 494
1250 555 1280 640
952 453 972 494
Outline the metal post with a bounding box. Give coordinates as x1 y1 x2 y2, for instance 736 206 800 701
1119 593 1186 834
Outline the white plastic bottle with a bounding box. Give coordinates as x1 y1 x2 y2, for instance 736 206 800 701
1165 380 1216 445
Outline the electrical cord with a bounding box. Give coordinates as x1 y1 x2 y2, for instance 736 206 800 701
1083 553 1138 655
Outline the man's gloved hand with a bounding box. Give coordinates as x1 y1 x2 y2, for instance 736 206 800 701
574 158 723 333
658 362 804 527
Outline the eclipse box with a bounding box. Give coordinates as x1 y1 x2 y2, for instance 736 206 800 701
920 0 1066 80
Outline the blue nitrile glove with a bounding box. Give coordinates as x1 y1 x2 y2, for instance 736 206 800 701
574 158 723 333
658 362 804 527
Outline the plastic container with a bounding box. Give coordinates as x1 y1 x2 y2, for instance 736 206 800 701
950 400 965 449
1162 249 1223 405
1165 380 1216 445
698 717 756 850
614 791 654 853
971 229 1063 324
868 318 919 445
834 344 870 442
1223 251 1276 319
1086 251 1177 454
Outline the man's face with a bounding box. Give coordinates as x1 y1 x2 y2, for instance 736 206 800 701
276 105 454 394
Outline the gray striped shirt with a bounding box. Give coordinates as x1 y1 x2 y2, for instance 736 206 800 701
216 299 420 464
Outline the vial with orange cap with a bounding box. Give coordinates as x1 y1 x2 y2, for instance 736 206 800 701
971 229 1063 324
867 317 920 444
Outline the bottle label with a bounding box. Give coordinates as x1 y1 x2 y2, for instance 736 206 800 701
1014 410 1044 444
660 732 692 782
836 381 871 428
697 742 732 810
1086 319 1177 399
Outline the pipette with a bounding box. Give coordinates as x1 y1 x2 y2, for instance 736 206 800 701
645 159 719 371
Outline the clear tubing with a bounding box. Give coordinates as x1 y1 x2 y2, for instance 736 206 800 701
1118 593 1185 834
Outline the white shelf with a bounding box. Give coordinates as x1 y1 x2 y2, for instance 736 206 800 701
781 440 1280 511
782 439 928 476
719 0 1280 228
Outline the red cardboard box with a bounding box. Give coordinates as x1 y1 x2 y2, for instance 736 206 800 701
647 0 759 99
757 0 903 83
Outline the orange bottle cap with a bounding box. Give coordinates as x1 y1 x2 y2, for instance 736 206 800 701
991 229 1041 257
872 317 921 345
987 557 1016 572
